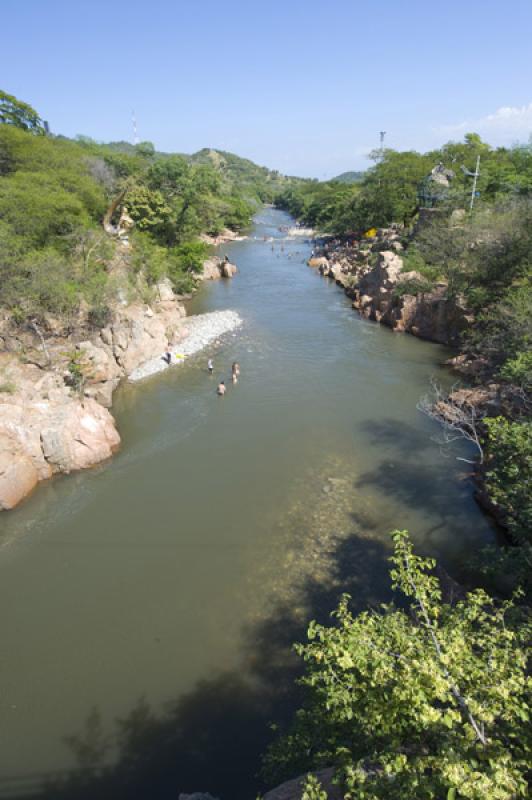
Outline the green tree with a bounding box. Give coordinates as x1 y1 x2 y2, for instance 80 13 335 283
483 417 532 550
265 531 530 800
0 90 45 134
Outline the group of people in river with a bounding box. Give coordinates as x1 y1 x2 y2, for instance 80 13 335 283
208 358 240 396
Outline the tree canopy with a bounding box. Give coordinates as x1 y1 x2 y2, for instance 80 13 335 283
265 532 531 800
0 89 45 134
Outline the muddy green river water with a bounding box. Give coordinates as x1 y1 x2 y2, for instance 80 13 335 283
0 209 495 799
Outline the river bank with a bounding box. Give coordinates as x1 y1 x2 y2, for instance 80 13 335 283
0 254 241 510
307 227 470 346
304 227 525 538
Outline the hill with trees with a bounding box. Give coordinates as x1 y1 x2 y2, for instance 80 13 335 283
0 90 287 324
330 170 365 184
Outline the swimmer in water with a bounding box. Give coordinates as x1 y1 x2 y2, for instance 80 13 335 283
217 380 226 396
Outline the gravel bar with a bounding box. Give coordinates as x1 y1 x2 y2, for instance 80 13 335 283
128 310 243 382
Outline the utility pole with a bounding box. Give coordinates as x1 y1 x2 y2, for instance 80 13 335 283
462 155 481 213
469 155 480 212
132 110 140 145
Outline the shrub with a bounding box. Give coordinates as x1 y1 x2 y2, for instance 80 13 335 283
264 532 531 800
483 417 532 547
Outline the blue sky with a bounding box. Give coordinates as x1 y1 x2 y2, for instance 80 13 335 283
2 0 532 177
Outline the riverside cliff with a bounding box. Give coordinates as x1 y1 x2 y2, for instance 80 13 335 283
0 254 240 511
309 227 471 346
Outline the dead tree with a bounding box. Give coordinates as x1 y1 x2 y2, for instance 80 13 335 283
102 188 127 235
417 379 485 464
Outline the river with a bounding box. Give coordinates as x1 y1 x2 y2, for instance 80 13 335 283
0 208 496 799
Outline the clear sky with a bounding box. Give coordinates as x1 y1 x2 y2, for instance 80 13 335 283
2 0 532 178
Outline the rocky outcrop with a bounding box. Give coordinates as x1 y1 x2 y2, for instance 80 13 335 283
310 229 471 347
0 366 120 510
220 260 238 278
201 257 238 280
0 279 192 510
0 266 247 511
308 256 329 269
0 433 39 510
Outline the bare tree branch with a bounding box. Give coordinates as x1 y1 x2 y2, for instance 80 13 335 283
417 379 485 464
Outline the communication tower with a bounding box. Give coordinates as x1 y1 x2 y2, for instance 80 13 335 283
132 110 140 145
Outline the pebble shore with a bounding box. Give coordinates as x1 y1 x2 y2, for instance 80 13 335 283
128 310 243 382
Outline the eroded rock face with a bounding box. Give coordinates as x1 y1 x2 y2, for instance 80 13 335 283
0 433 39 510
106 306 169 374
201 257 223 280
201 258 238 280
40 399 120 472
0 281 189 510
220 261 238 278
0 387 120 511
322 243 472 346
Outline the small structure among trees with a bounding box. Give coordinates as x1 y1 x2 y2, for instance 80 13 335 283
417 162 455 208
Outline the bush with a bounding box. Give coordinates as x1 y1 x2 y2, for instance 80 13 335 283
499 351 532 391
393 276 434 298
483 417 532 547
265 532 530 800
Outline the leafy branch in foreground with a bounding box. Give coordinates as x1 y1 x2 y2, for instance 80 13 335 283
264 531 530 800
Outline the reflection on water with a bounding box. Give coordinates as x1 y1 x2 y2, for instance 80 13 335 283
0 209 496 799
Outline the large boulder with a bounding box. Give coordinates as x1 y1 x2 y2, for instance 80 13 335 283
354 250 404 320
308 256 329 269
108 305 169 375
78 340 121 384
220 260 238 278
40 398 120 472
0 433 39 510
201 257 223 280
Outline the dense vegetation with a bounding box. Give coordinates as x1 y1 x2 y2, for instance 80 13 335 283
278 134 532 233
0 90 288 322
265 532 531 799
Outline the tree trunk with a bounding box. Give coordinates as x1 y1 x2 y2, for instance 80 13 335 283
102 189 127 235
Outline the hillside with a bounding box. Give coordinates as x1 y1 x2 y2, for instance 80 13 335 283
0 91 291 326
330 170 365 183
190 147 292 201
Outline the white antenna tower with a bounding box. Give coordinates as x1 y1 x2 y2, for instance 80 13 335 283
132 110 140 145
379 131 386 155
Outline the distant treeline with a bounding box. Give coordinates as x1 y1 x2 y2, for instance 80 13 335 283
277 133 532 232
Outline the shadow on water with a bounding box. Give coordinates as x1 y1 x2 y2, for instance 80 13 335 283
357 420 473 519
355 419 497 580
0 530 392 800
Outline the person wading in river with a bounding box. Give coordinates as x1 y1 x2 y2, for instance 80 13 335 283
217 380 226 396
208 358 214 375
231 362 240 384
